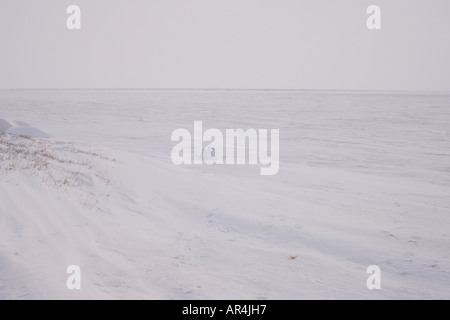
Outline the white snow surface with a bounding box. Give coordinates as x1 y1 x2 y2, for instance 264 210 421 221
0 118 52 138
0 89 449 300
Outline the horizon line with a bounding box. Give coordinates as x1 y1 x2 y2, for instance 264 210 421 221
0 88 449 94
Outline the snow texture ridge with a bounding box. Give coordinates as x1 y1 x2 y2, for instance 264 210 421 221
0 118 52 138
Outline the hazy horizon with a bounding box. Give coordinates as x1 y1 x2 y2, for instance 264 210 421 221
1 88 449 94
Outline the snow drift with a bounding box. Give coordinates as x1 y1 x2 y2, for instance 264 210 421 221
1 88 450 300
1 132 449 300
0 118 52 138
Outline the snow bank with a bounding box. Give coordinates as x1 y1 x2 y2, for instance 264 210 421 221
1 133 449 300
0 118 52 138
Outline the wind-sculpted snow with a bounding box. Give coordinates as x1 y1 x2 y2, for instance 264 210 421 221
0 90 449 299
0 118 52 138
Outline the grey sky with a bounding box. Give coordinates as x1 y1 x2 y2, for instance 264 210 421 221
0 0 449 90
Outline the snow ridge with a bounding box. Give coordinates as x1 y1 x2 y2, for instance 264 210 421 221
0 118 52 138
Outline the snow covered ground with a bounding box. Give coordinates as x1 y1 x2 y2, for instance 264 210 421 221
0 89 449 299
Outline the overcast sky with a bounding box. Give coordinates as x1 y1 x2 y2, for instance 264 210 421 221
0 0 449 91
